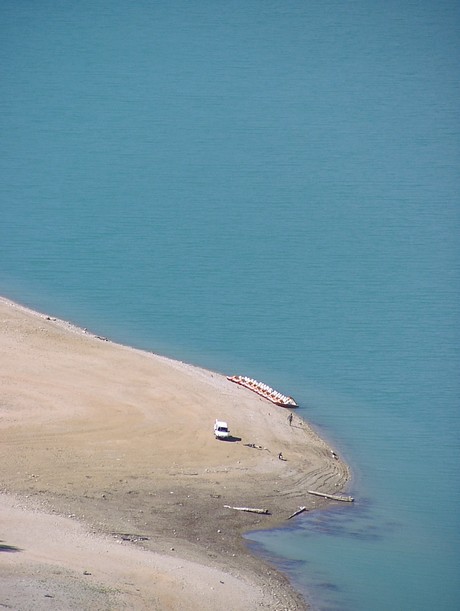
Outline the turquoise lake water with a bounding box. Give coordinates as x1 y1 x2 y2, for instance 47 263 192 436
1 1 459 609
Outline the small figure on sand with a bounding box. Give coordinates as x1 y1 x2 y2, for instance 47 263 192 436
278 452 286 461
287 412 293 426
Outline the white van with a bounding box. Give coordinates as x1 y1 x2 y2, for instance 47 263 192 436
214 420 230 440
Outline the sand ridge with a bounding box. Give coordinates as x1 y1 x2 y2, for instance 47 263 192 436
0 296 350 610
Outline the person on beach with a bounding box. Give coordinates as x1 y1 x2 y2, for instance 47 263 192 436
287 412 293 426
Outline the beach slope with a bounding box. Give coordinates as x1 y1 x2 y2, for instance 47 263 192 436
0 297 349 609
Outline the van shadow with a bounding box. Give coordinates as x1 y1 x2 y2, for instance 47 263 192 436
222 436 242 442
0 541 22 553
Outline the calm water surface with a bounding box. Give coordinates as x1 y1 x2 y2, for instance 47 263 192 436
1 2 459 609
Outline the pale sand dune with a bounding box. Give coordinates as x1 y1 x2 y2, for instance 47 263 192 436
0 296 350 610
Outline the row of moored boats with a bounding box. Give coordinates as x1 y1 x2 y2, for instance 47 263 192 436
227 375 298 408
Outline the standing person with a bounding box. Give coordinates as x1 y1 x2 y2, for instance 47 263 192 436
287 412 293 426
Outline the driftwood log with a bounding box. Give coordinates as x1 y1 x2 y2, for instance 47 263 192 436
223 505 270 515
287 506 307 520
307 490 354 502
111 532 150 542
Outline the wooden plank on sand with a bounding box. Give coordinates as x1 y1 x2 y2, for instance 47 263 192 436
287 506 307 520
224 505 270 515
307 490 354 502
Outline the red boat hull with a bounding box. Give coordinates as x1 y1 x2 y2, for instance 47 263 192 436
227 375 298 408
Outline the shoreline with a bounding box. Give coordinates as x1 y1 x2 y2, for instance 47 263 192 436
0 295 350 609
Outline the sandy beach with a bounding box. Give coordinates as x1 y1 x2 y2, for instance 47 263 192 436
0 296 350 610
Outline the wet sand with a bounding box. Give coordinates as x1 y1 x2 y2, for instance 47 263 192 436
0 296 350 610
